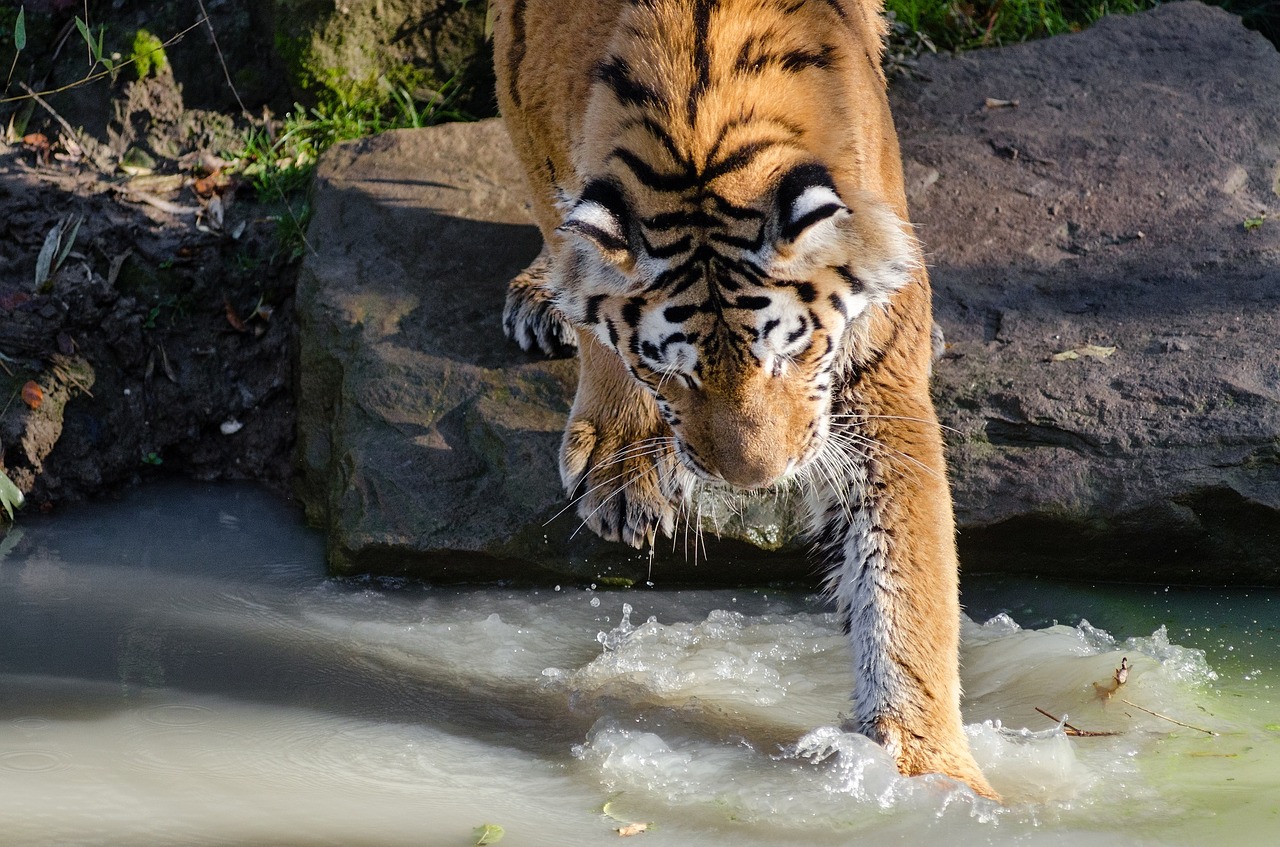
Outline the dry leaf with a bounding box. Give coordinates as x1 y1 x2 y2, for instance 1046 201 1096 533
471 823 504 845
1051 344 1116 362
616 823 648 837
208 195 225 230
107 249 133 289
22 132 50 163
224 297 247 332
1093 657 1130 700
193 170 230 197
21 381 43 410
127 174 184 195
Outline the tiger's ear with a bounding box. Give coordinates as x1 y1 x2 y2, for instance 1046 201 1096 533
774 163 851 252
559 178 634 267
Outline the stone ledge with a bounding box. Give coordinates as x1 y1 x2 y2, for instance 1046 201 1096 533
297 3 1280 584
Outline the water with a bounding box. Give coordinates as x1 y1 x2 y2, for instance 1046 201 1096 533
0 483 1276 846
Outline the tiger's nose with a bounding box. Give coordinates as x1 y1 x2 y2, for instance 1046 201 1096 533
708 444 793 490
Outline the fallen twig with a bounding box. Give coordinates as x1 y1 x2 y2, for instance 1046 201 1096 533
194 0 252 121
17 82 78 142
1120 699 1219 736
0 19 207 105
1034 707 1122 737
109 185 201 216
50 355 94 398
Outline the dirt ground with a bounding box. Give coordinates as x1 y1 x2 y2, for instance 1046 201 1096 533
0 117 299 510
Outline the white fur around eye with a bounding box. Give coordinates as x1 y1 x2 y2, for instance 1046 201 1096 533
563 199 623 244
791 185 846 221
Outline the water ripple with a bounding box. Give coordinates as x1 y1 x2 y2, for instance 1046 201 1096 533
141 704 216 728
0 750 71 773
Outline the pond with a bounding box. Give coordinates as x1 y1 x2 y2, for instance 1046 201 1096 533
1 483 1275 846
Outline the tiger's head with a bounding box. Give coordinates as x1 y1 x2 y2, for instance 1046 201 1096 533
553 154 920 491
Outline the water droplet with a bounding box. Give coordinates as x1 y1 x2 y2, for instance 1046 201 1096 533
590 597 601 608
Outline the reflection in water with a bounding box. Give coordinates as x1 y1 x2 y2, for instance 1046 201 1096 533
0 482 1276 845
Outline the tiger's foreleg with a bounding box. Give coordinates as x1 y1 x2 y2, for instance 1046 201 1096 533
814 407 999 800
559 330 689 548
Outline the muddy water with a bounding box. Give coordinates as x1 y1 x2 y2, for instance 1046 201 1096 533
0 483 1276 846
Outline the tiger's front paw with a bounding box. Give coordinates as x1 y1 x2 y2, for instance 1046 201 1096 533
502 248 576 357
559 418 689 548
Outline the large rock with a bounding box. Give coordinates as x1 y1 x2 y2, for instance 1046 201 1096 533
897 2 1280 583
297 2 1280 584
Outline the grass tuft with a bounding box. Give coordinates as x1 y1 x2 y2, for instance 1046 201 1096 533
224 75 470 263
885 1 1279 55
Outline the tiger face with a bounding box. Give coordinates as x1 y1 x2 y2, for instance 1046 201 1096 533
553 158 919 490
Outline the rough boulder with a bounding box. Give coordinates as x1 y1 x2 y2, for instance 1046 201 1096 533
296 3 1280 584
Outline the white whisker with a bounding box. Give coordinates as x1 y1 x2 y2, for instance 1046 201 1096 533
828 412 965 437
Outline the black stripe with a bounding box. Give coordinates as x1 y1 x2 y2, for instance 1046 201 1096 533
507 0 528 108
708 228 765 251
819 0 848 21
593 56 662 110
711 194 765 221
727 254 768 283
704 139 785 181
647 263 697 294
641 209 719 231
621 296 646 328
609 147 700 193
779 45 835 73
734 36 765 74
736 42 835 76
734 294 772 311
835 265 864 293
844 318 905 387
787 281 817 303
564 221 628 253
828 291 849 320
669 271 701 297
781 203 843 242
688 0 717 126
717 273 742 293
585 294 607 325
786 315 808 344
663 304 698 323
639 230 693 259
622 116 692 171
660 331 687 349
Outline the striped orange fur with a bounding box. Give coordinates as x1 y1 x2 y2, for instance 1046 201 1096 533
492 0 997 799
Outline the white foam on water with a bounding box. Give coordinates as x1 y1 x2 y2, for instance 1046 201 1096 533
2 485 1278 846
550 602 1266 845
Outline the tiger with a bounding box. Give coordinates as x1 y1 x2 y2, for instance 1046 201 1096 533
491 0 997 799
